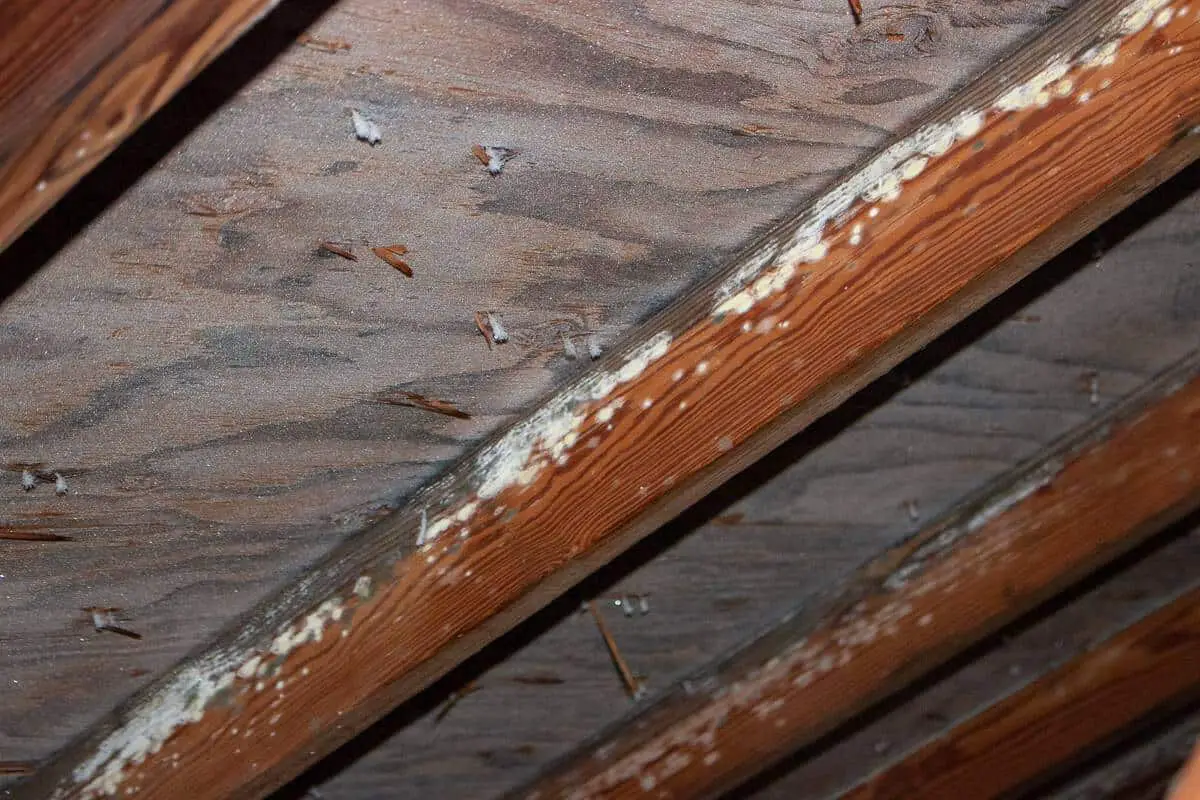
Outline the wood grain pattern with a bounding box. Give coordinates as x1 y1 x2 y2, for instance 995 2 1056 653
837 588 1200 800
311 170 1200 800
1034 710 1198 800
747 523 1200 800
11 2 1200 798
0 0 1082 779
503 354 1200 800
0 0 283 251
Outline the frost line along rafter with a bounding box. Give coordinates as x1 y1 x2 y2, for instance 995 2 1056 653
12 0 1200 798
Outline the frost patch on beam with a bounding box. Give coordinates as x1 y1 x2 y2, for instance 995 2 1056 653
710 109 985 318
69 597 348 798
709 0 1176 319
472 332 673 500
71 650 242 797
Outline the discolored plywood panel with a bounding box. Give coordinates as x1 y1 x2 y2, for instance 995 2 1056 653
0 0 1077 777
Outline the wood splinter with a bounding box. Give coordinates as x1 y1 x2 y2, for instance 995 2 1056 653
0 528 70 542
587 601 646 700
296 33 351 53
317 241 357 261
372 390 470 419
471 144 516 176
433 681 480 723
371 245 412 276
0 762 35 777
82 607 142 640
474 311 508 349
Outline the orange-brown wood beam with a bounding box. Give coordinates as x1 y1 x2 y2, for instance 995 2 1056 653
1173 741 1200 800
13 1 1200 798
836 587 1200 800
0 0 282 252
501 352 1200 800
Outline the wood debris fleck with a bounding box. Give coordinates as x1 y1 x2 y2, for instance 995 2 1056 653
562 333 579 360
373 390 470 419
0 761 35 776
1081 371 1101 406
297 33 352 53
83 607 142 640
732 124 778 137
475 312 508 349
371 244 412 276
318 241 357 261
471 144 516 176
0 527 70 542
434 681 480 723
511 672 566 685
350 109 382 146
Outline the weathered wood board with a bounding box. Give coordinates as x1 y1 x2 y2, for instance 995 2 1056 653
0 0 1083 776
291 168 1200 799
754 524 1200 799
5 0 1200 797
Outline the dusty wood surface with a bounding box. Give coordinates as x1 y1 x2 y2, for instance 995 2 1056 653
7 0 1200 798
0 0 287 251
501 348 1200 800
0 0 1083 784
836 587 1200 800
292 168 1200 800
6 4 1200 800
0 0 1079 771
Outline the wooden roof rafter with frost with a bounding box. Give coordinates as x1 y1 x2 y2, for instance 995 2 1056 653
1 0 1198 798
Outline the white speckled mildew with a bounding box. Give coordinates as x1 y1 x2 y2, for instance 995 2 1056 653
63 3 1187 796
997 58 1072 110
567 596 919 798
710 0 1177 320
73 650 242 797
473 332 672 500
711 109 986 318
72 595 350 798
883 462 1062 592
64 324 672 797
1120 0 1173 31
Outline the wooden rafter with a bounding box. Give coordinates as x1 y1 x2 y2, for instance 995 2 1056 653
0 0 283 252
1173 741 1200 800
837 587 1200 800
12 1 1200 798
503 352 1200 800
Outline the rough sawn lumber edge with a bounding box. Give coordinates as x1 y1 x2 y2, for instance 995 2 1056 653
13 0 1200 798
835 585 1200 800
0 0 283 252
503 350 1200 800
